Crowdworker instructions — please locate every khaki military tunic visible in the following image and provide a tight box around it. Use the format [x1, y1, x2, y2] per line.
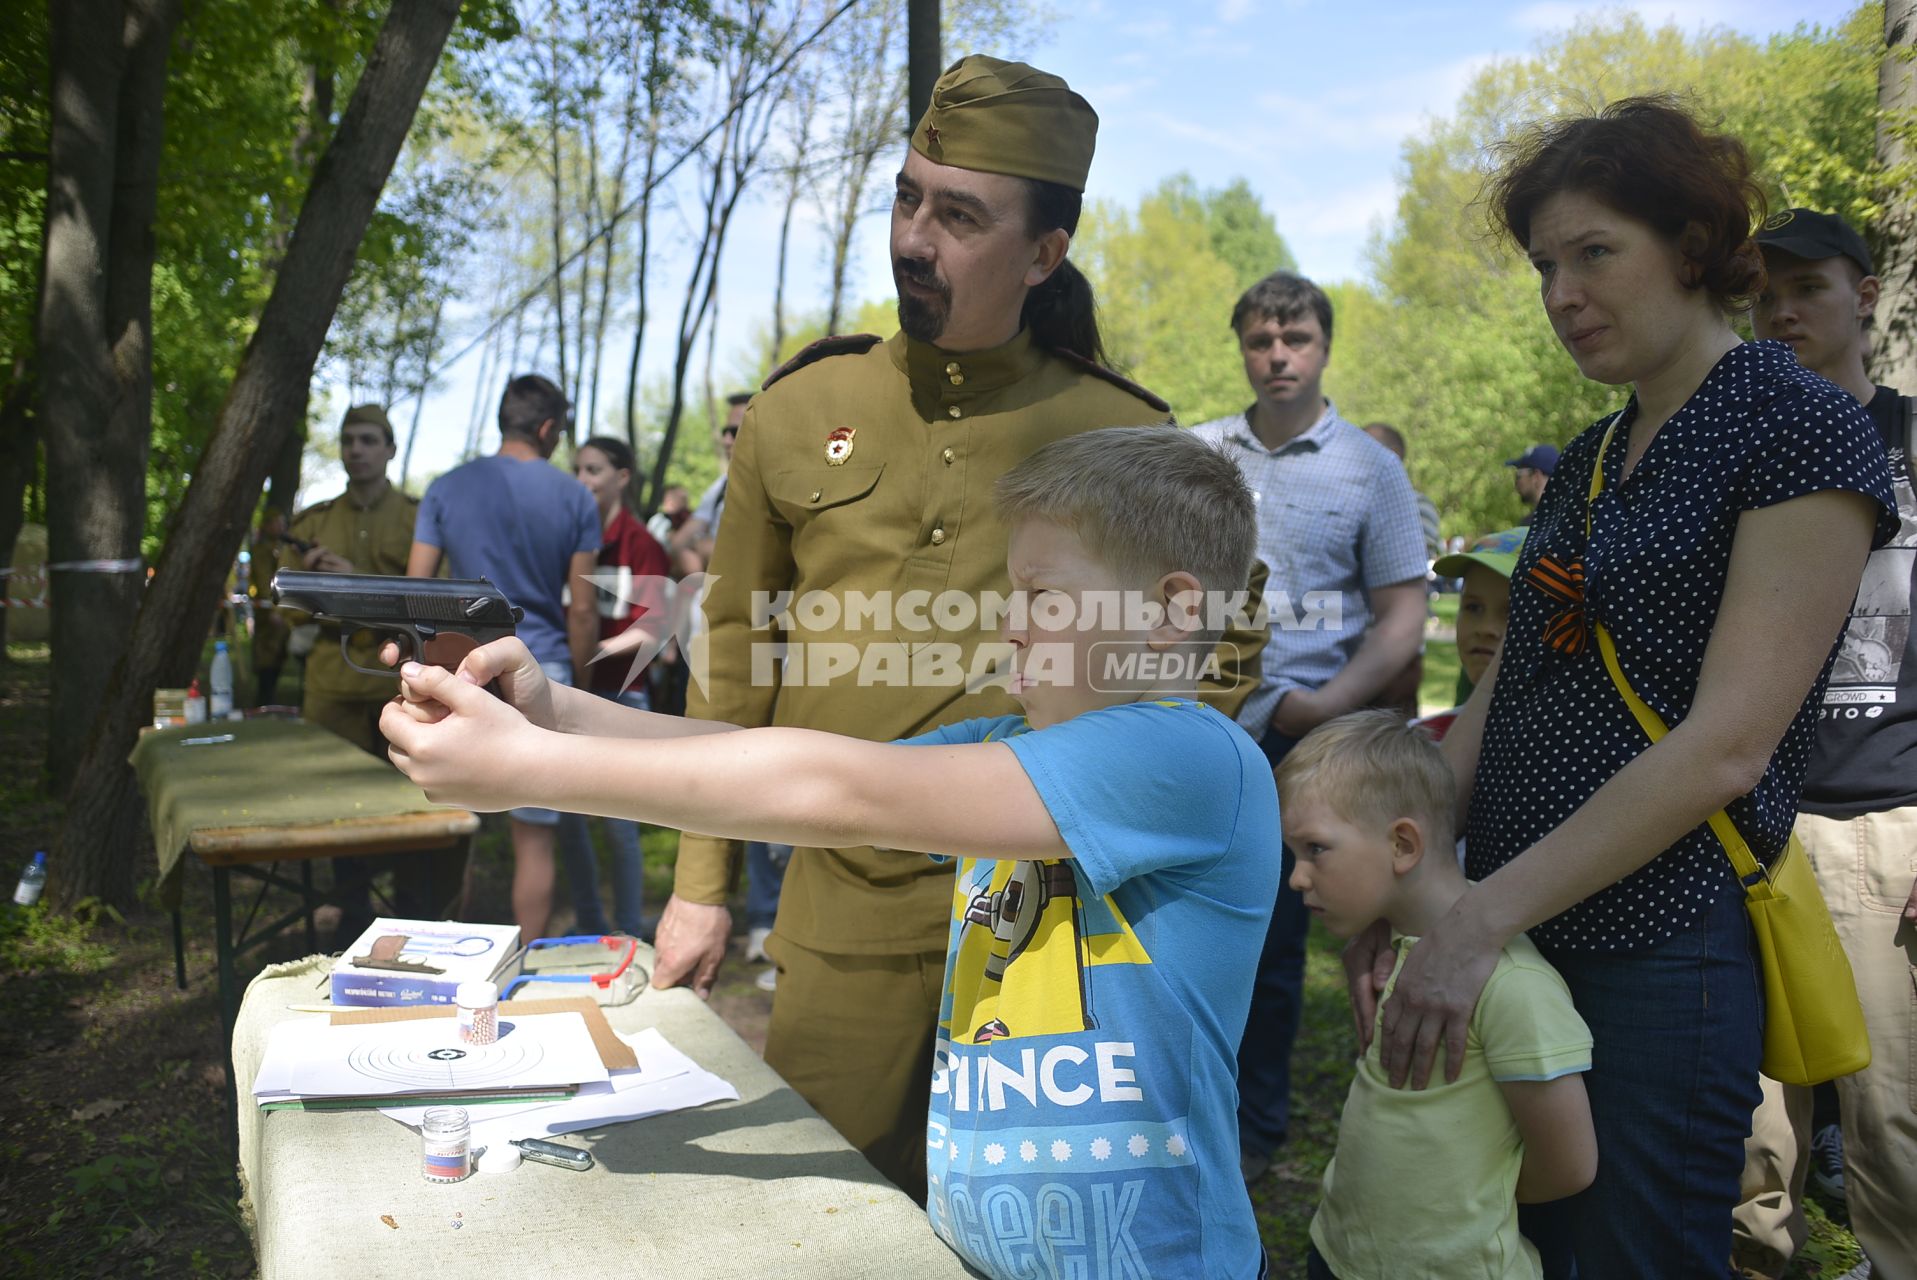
[282, 484, 419, 702]
[678, 329, 1264, 952]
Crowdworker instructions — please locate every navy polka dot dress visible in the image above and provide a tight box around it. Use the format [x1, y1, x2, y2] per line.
[1465, 341, 1898, 951]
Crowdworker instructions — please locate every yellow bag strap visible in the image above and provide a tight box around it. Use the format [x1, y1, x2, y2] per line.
[1584, 414, 1770, 890]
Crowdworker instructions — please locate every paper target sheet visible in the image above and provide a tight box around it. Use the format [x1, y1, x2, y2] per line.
[380, 1026, 740, 1146]
[255, 1011, 609, 1103]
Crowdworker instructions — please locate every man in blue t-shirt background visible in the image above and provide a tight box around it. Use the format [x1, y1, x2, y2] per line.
[408, 373, 601, 941]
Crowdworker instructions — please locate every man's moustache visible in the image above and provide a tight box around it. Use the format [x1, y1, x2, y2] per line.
[894, 259, 945, 292]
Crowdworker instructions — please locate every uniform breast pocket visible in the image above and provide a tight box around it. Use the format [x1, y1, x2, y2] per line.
[763, 463, 886, 525]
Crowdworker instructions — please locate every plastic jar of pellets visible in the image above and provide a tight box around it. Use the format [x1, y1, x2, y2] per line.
[421, 1107, 471, 1183]
[456, 980, 498, 1046]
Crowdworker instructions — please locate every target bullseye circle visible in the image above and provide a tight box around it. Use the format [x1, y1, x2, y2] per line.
[346, 1035, 548, 1089]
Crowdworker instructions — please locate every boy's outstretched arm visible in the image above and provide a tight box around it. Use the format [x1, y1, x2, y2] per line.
[382, 662, 1072, 861]
[1498, 1075, 1597, 1203]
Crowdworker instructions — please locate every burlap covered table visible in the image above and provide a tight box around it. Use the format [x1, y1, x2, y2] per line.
[233, 954, 980, 1279]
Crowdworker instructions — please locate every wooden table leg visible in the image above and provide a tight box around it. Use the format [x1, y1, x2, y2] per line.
[172, 909, 187, 990]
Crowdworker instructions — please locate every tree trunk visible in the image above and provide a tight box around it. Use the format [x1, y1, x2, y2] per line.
[398, 296, 443, 490]
[38, 0, 179, 798]
[771, 150, 805, 361]
[51, 0, 463, 910]
[624, 52, 662, 507]
[1875, 0, 1916, 391]
[546, 13, 570, 405]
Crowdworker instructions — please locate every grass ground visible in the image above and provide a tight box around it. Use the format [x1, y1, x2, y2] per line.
[0, 638, 1862, 1277]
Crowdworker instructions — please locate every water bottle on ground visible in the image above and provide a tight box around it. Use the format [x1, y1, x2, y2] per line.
[13, 851, 47, 907]
[210, 641, 234, 719]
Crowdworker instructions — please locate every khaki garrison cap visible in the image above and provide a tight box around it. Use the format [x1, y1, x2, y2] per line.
[909, 54, 1098, 192]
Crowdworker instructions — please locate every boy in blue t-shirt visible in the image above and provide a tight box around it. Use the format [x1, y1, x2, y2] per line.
[1280, 711, 1596, 1280]
[381, 426, 1280, 1278]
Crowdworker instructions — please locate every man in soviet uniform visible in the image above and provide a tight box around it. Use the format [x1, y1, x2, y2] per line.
[281, 404, 452, 931]
[650, 55, 1265, 1201]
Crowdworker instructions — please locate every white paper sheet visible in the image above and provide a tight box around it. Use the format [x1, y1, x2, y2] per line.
[253, 1012, 607, 1101]
[380, 1027, 739, 1147]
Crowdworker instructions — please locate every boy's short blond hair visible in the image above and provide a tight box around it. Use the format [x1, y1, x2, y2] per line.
[992, 427, 1255, 637]
[1276, 710, 1456, 847]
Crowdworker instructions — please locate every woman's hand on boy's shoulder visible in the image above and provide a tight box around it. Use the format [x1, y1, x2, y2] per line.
[1377, 905, 1502, 1090]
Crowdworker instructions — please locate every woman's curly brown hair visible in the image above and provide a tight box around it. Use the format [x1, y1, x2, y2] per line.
[1490, 95, 1768, 313]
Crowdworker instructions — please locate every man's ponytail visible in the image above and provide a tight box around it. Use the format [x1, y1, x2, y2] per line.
[1020, 178, 1108, 367]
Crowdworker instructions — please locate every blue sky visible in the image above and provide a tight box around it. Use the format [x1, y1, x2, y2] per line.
[315, 0, 1854, 499]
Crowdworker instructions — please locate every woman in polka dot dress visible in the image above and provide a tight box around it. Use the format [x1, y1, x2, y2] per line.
[1343, 98, 1898, 1276]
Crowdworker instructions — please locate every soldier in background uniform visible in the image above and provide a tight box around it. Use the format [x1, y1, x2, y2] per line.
[650, 55, 1266, 1202]
[281, 404, 453, 934]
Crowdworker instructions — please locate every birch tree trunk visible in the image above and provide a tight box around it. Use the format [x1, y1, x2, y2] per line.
[38, 0, 180, 793]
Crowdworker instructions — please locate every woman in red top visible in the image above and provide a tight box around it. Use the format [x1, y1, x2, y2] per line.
[560, 436, 671, 937]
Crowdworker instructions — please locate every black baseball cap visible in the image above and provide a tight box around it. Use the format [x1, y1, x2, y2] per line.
[1754, 208, 1873, 277]
[1505, 444, 1559, 475]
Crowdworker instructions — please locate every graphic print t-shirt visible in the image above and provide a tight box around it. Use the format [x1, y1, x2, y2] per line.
[1800, 387, 1917, 817]
[904, 700, 1281, 1280]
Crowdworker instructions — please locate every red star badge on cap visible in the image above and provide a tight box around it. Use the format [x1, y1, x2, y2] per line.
[925, 124, 941, 144]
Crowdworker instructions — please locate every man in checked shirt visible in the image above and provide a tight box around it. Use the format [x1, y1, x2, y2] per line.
[1192, 270, 1430, 1185]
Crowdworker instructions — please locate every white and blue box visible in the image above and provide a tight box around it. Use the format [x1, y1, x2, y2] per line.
[330, 918, 522, 1008]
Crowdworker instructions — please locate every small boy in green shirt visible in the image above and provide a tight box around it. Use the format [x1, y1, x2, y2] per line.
[1281, 710, 1596, 1279]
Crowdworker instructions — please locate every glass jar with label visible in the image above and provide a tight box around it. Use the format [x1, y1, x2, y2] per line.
[421, 1106, 471, 1182]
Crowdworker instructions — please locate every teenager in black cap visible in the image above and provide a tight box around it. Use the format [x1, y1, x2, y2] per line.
[1734, 207, 1915, 1280]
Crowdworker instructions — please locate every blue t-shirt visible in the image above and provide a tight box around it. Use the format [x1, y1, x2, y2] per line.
[905, 699, 1280, 1280]
[414, 455, 601, 668]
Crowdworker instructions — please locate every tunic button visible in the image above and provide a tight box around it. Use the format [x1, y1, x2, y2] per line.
[810, 490, 822, 503]
[941, 447, 955, 465]
[944, 362, 961, 375]
[930, 527, 946, 545]
[947, 405, 961, 419]
[948, 372, 964, 386]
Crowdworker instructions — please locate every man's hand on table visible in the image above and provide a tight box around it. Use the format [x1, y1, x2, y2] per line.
[651, 894, 732, 999]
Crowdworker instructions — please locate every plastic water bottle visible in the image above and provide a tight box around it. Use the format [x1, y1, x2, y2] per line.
[210, 642, 234, 719]
[13, 852, 47, 907]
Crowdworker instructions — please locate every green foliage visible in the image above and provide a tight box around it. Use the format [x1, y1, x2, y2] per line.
[0, 0, 519, 555]
[1204, 177, 1296, 288]
[0, 899, 118, 976]
[0, 1, 47, 386]
[1329, 4, 1891, 540]
[1076, 174, 1294, 424]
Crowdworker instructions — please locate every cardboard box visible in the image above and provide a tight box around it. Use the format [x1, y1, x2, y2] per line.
[330, 918, 521, 1008]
